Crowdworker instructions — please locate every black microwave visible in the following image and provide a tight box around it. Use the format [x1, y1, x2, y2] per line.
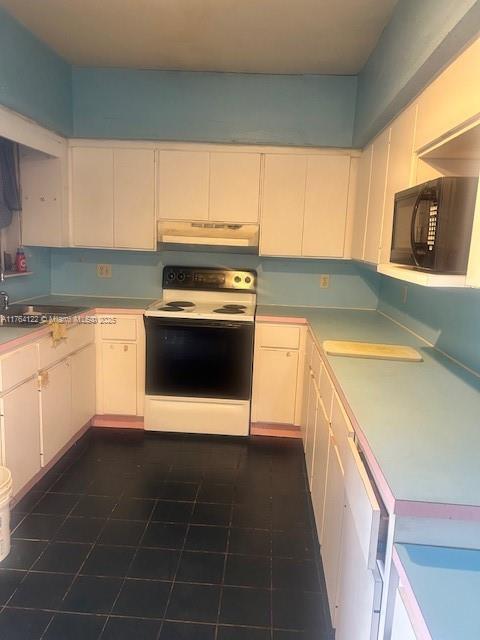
[391, 177, 478, 274]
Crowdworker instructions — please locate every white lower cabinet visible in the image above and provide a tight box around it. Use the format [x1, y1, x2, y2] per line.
[304, 373, 318, 482]
[252, 347, 299, 424]
[40, 359, 72, 467]
[1, 378, 41, 495]
[335, 502, 381, 640]
[310, 399, 330, 533]
[71, 343, 96, 433]
[321, 435, 346, 626]
[390, 589, 417, 640]
[100, 342, 138, 415]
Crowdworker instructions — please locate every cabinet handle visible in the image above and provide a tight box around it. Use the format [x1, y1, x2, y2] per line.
[124, 345, 128, 352]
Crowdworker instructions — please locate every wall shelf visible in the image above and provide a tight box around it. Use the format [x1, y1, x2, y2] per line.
[3, 271, 33, 279]
[377, 264, 469, 288]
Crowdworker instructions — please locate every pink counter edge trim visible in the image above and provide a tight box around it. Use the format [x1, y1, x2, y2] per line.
[392, 546, 433, 640]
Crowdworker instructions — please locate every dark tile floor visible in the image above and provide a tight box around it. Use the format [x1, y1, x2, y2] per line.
[1, 429, 333, 639]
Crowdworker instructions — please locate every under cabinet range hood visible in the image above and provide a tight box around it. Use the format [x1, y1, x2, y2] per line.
[157, 220, 259, 253]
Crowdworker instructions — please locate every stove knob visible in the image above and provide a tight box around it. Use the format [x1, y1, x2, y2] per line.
[234, 275, 242, 283]
[167, 272, 176, 281]
[177, 272, 186, 282]
[245, 276, 252, 284]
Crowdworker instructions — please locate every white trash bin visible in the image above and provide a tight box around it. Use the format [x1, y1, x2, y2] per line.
[0, 468, 13, 561]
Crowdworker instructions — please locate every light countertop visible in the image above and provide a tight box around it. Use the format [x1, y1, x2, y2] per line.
[0, 295, 154, 347]
[395, 543, 480, 640]
[256, 305, 480, 510]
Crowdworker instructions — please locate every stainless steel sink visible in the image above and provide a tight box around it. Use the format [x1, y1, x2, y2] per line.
[0, 304, 89, 328]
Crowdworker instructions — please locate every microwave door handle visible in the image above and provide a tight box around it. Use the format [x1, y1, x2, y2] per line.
[410, 188, 427, 266]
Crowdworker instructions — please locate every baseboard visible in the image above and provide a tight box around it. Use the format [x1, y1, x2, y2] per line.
[250, 422, 302, 439]
[91, 415, 144, 429]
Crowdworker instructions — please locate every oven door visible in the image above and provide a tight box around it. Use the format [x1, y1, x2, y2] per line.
[144, 316, 254, 400]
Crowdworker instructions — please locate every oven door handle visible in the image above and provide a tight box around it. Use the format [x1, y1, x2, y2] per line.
[144, 316, 251, 330]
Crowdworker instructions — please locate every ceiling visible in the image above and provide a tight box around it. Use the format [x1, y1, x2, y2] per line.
[0, 0, 398, 74]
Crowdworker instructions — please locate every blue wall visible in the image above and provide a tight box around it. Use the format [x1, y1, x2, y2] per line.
[354, 0, 480, 146]
[377, 277, 480, 374]
[49, 248, 379, 309]
[0, 7, 72, 135]
[2, 247, 51, 301]
[72, 68, 357, 147]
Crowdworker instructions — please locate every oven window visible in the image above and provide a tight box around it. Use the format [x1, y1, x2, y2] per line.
[145, 317, 254, 400]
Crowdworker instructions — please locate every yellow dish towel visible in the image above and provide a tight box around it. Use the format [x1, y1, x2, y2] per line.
[49, 320, 67, 346]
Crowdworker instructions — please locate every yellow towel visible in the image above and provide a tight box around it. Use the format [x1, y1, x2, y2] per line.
[49, 320, 67, 346]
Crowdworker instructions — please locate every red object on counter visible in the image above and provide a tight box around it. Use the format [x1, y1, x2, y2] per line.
[15, 248, 27, 273]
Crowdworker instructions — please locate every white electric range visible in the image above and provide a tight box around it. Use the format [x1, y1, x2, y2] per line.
[143, 266, 257, 436]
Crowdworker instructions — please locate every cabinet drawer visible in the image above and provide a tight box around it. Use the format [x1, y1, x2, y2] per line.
[0, 343, 38, 393]
[343, 438, 380, 570]
[256, 324, 300, 349]
[100, 316, 138, 341]
[39, 324, 95, 369]
[331, 393, 354, 467]
[319, 365, 334, 419]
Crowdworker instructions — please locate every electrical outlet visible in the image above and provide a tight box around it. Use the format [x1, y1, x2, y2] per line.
[319, 274, 330, 289]
[96, 264, 112, 278]
[402, 285, 408, 304]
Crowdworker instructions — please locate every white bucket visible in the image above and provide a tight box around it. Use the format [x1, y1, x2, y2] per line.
[0, 468, 13, 562]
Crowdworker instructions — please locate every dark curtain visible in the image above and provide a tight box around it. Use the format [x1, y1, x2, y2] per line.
[0, 139, 21, 229]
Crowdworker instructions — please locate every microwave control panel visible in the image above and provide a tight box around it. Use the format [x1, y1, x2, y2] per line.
[427, 203, 438, 251]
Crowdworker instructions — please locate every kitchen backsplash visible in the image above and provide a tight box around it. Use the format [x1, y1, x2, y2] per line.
[2, 246, 51, 301]
[49, 248, 380, 309]
[377, 276, 480, 374]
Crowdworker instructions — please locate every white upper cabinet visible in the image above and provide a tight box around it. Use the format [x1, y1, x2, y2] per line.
[261, 154, 306, 256]
[72, 147, 114, 247]
[261, 153, 352, 258]
[416, 38, 480, 150]
[158, 150, 209, 220]
[363, 127, 391, 264]
[114, 148, 156, 250]
[209, 152, 261, 222]
[380, 103, 418, 264]
[71, 146, 156, 250]
[351, 144, 373, 261]
[302, 155, 351, 257]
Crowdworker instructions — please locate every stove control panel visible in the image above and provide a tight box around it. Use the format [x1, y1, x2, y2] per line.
[163, 266, 257, 292]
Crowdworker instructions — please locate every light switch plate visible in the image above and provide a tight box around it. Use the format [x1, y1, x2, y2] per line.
[319, 274, 330, 289]
[97, 264, 112, 278]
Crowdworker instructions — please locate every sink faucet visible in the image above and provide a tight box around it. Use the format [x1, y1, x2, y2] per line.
[0, 292, 9, 311]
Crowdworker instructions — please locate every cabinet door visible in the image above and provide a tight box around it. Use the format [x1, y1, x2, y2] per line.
[415, 38, 480, 150]
[363, 128, 391, 264]
[301, 362, 312, 446]
[304, 377, 318, 484]
[40, 359, 72, 466]
[209, 152, 261, 222]
[260, 154, 306, 256]
[379, 104, 418, 264]
[21, 153, 65, 247]
[72, 147, 114, 247]
[1, 378, 41, 496]
[390, 589, 417, 640]
[311, 400, 330, 535]
[114, 149, 156, 250]
[321, 436, 345, 627]
[71, 343, 96, 434]
[302, 155, 350, 257]
[351, 144, 373, 260]
[101, 342, 137, 415]
[335, 504, 381, 640]
[252, 347, 299, 424]
[158, 150, 209, 220]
